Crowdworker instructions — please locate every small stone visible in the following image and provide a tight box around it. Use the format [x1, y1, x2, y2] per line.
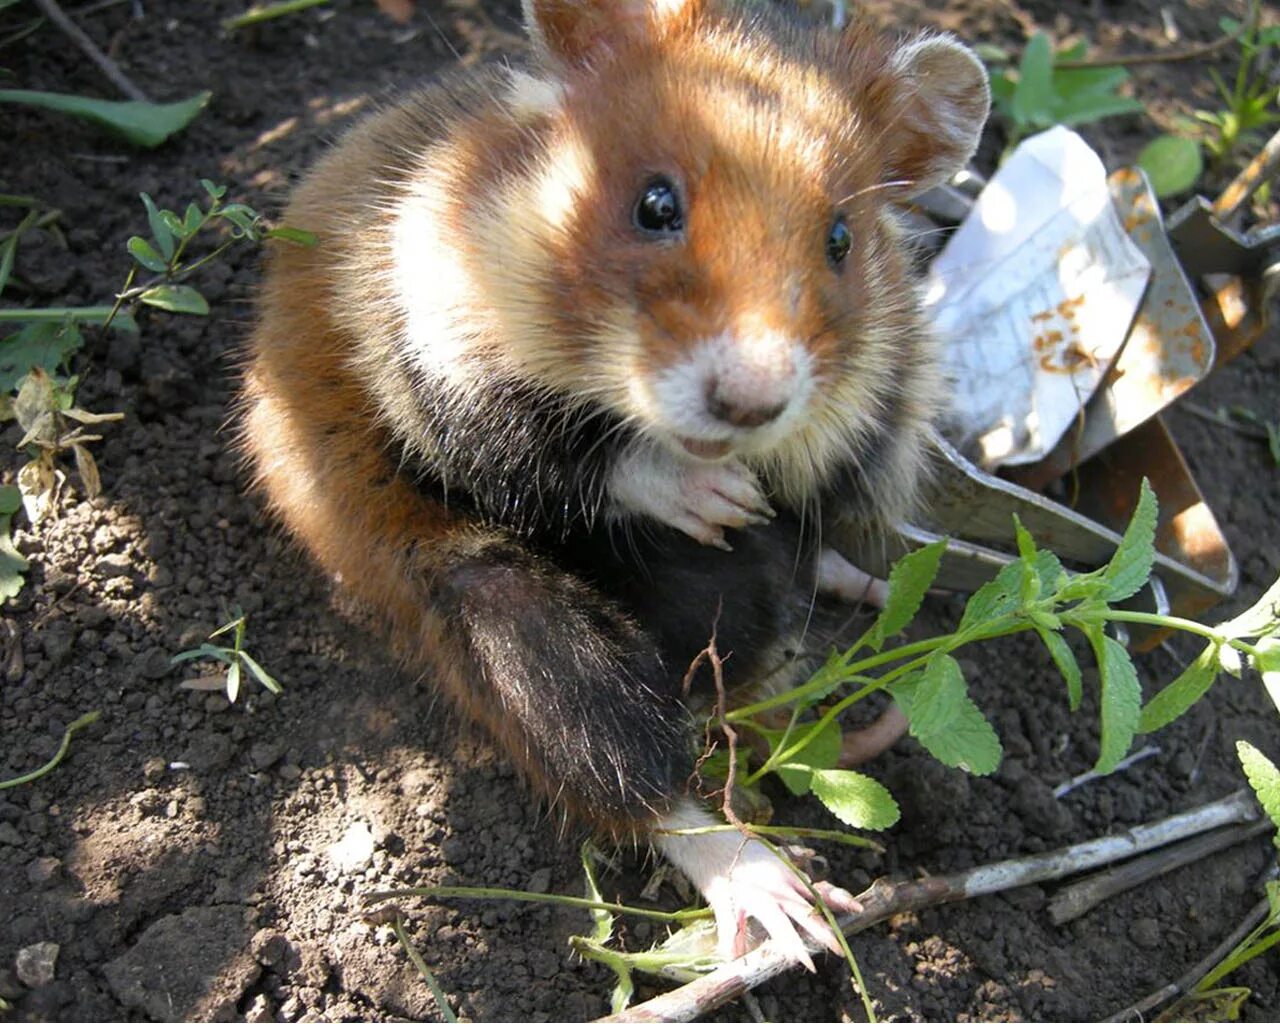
[0, 822, 21, 845]
[249, 741, 285, 771]
[25, 857, 60, 886]
[1129, 917, 1161, 949]
[244, 992, 273, 1023]
[251, 928, 290, 967]
[142, 756, 167, 783]
[327, 822, 376, 874]
[97, 553, 132, 578]
[15, 942, 59, 988]
[526, 867, 552, 894]
[277, 763, 302, 782]
[137, 647, 174, 680]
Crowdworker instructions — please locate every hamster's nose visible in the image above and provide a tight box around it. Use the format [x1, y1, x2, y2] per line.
[705, 382, 788, 428]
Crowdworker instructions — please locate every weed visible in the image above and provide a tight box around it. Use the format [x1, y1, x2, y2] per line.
[1140, 2, 1280, 197]
[985, 33, 1145, 154]
[1155, 741, 1280, 1019]
[171, 610, 283, 704]
[714, 483, 1280, 831]
[0, 182, 313, 596]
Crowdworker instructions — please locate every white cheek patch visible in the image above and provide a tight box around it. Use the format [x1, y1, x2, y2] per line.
[536, 133, 594, 234]
[390, 165, 482, 389]
[645, 332, 815, 445]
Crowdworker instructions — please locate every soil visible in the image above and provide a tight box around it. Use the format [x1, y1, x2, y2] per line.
[1, 0, 1278, 1021]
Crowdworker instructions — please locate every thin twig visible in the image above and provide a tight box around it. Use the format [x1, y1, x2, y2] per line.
[598, 790, 1261, 1023]
[683, 607, 749, 834]
[1179, 401, 1271, 441]
[1053, 743, 1161, 798]
[1053, 20, 1247, 70]
[30, 0, 150, 102]
[1049, 819, 1273, 924]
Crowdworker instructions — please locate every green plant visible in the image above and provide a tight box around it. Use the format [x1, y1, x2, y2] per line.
[0, 182, 314, 596]
[171, 610, 283, 704]
[708, 482, 1280, 839]
[1157, 741, 1280, 1020]
[1140, 4, 1280, 198]
[986, 33, 1145, 153]
[116, 179, 315, 320]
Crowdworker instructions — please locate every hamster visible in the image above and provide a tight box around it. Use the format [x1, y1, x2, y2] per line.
[242, 0, 989, 967]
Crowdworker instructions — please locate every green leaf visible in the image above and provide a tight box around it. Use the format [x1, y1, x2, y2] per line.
[170, 645, 234, 666]
[0, 321, 84, 392]
[1236, 741, 1280, 843]
[1037, 626, 1083, 710]
[1256, 637, 1280, 717]
[1052, 64, 1128, 102]
[759, 718, 842, 796]
[958, 559, 1024, 633]
[139, 284, 210, 315]
[1138, 643, 1218, 733]
[264, 225, 319, 247]
[182, 203, 204, 236]
[0, 233, 18, 296]
[867, 539, 946, 650]
[809, 769, 900, 831]
[0, 90, 211, 148]
[899, 654, 1002, 775]
[0, 505, 28, 601]
[237, 649, 282, 694]
[1103, 479, 1157, 602]
[1137, 135, 1204, 198]
[200, 179, 227, 200]
[127, 235, 168, 272]
[1090, 632, 1142, 773]
[139, 193, 175, 260]
[1054, 93, 1146, 127]
[1012, 33, 1055, 129]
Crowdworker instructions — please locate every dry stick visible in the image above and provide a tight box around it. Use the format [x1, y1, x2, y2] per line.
[1049, 819, 1273, 924]
[598, 790, 1261, 1023]
[31, 0, 150, 102]
[683, 613, 748, 834]
[1053, 19, 1247, 70]
[1104, 890, 1274, 1023]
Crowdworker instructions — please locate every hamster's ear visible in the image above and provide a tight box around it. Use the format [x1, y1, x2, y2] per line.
[523, 0, 700, 68]
[879, 34, 991, 196]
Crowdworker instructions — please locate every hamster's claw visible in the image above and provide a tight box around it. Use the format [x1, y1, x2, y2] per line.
[608, 446, 774, 547]
[703, 839, 862, 971]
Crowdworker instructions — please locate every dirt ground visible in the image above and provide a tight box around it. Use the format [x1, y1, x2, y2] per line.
[2, 0, 1279, 1020]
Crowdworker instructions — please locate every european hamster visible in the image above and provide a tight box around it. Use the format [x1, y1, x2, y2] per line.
[242, 0, 989, 967]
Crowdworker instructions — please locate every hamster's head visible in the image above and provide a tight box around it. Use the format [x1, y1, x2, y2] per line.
[501, 0, 990, 507]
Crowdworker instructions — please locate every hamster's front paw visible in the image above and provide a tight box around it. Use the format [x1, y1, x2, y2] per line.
[656, 800, 861, 970]
[608, 445, 774, 549]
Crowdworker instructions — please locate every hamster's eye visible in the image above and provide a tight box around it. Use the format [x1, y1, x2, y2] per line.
[634, 178, 684, 235]
[826, 217, 852, 268]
